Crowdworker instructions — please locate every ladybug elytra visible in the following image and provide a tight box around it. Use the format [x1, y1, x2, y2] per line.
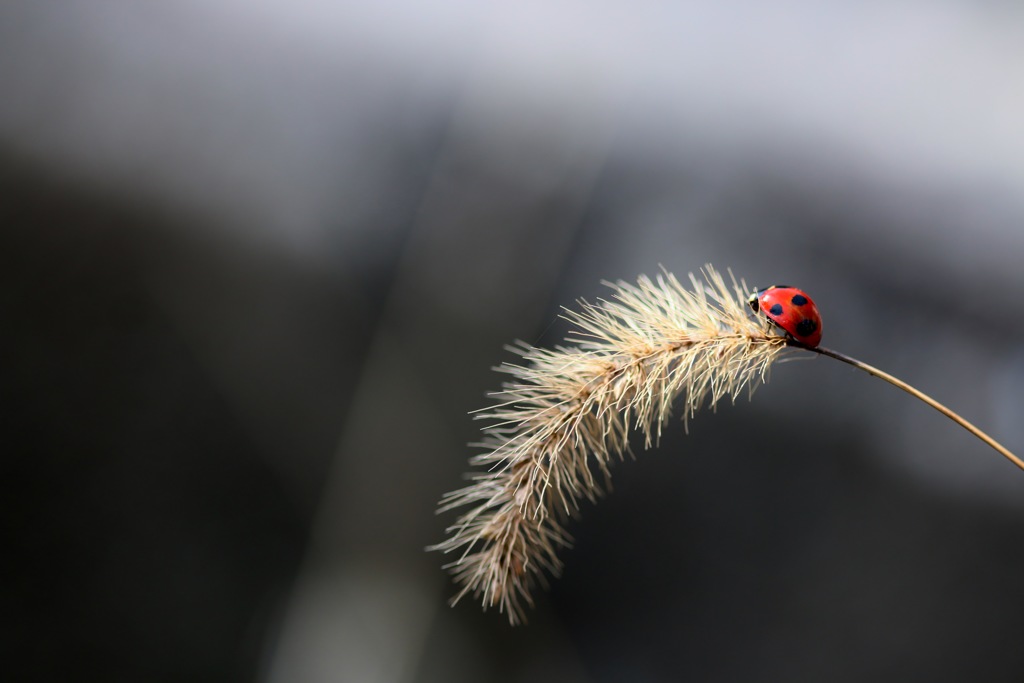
[748, 285, 822, 348]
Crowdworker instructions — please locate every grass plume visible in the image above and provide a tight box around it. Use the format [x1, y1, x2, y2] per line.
[430, 265, 788, 624]
[431, 264, 1022, 625]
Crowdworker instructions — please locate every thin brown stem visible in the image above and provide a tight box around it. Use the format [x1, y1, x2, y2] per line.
[804, 344, 1024, 472]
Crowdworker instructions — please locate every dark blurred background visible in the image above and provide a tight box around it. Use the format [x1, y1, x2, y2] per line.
[5, 2, 1024, 681]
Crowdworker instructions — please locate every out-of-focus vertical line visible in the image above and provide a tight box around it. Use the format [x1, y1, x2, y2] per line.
[265, 62, 616, 683]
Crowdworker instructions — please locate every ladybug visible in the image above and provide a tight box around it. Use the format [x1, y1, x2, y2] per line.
[748, 285, 822, 348]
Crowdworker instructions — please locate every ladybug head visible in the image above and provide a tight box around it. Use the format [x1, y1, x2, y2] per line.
[747, 288, 765, 314]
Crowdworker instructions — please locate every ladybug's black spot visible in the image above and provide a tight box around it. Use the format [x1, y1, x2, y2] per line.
[796, 318, 818, 336]
[791, 294, 808, 306]
[769, 303, 784, 316]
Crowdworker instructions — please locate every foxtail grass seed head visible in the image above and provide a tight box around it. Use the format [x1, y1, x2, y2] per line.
[430, 265, 790, 624]
[432, 265, 1023, 625]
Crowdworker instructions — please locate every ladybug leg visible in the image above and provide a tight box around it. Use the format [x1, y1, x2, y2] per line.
[782, 332, 810, 348]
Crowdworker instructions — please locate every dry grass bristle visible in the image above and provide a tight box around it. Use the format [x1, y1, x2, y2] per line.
[429, 265, 789, 624]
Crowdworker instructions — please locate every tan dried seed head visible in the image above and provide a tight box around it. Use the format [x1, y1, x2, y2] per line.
[430, 265, 789, 625]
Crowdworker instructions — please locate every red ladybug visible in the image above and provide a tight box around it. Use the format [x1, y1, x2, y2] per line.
[748, 285, 822, 348]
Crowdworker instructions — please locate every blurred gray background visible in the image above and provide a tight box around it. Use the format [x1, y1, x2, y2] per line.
[5, 1, 1024, 681]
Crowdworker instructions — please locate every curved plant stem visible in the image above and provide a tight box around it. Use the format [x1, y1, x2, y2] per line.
[805, 344, 1024, 472]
